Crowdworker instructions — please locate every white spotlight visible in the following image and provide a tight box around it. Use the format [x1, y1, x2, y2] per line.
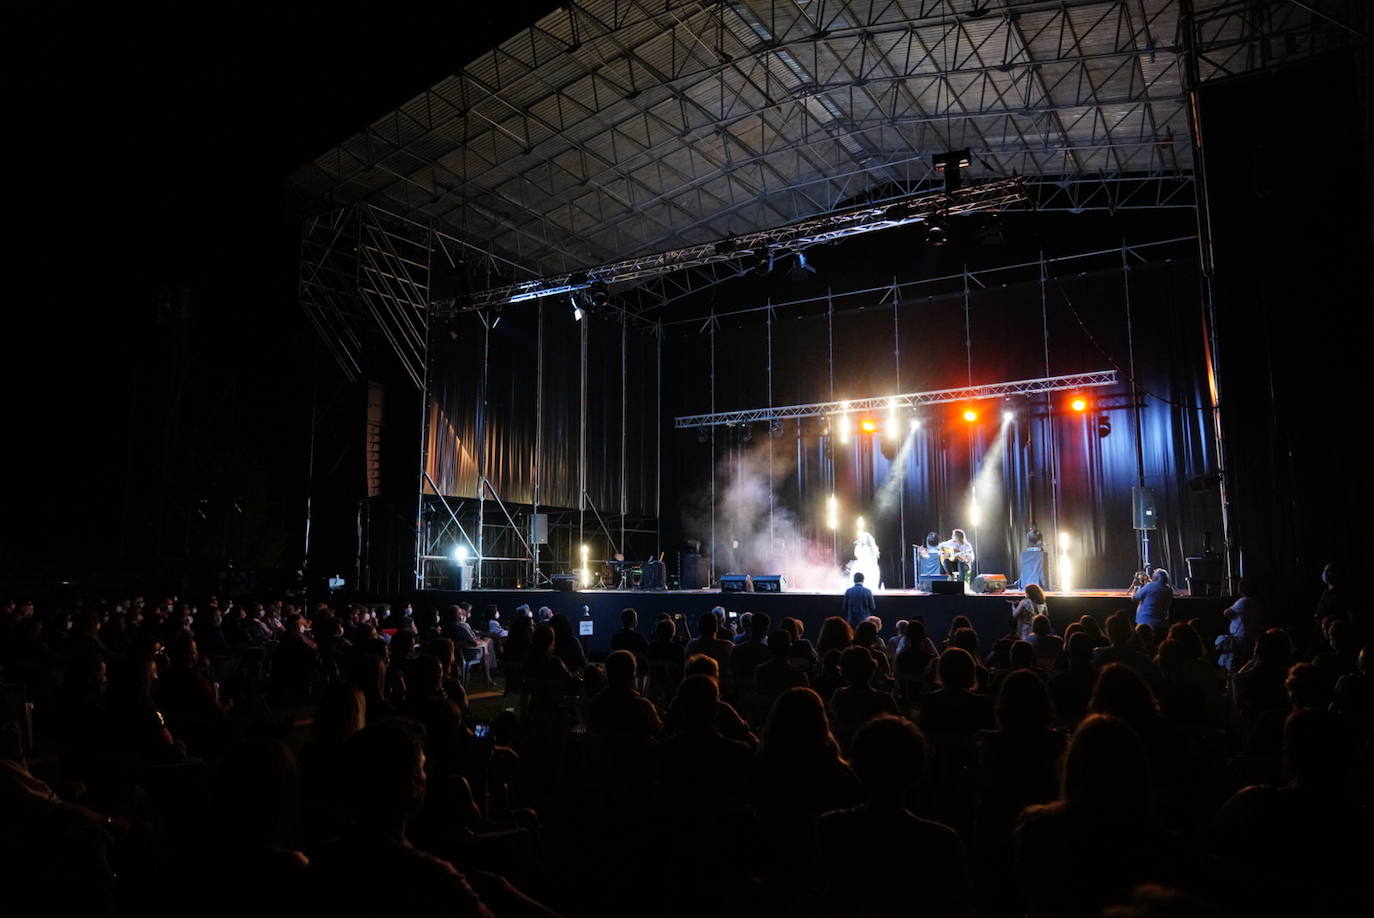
[856, 516, 866, 534]
[968, 501, 981, 527]
[826, 494, 839, 531]
[837, 413, 851, 444]
[910, 417, 921, 431]
[579, 544, 590, 587]
[1003, 409, 1015, 424]
[887, 398, 900, 441]
[452, 545, 469, 563]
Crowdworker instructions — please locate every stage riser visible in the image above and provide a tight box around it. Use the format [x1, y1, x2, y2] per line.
[406, 590, 1226, 657]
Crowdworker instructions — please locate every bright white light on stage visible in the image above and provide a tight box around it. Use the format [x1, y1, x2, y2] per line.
[968, 501, 980, 527]
[1058, 531, 1071, 551]
[856, 516, 866, 534]
[910, 418, 921, 431]
[887, 399, 901, 441]
[452, 545, 469, 562]
[1002, 410, 1015, 424]
[1071, 396, 1087, 412]
[826, 495, 839, 530]
[579, 544, 590, 586]
[963, 408, 978, 422]
[837, 413, 851, 444]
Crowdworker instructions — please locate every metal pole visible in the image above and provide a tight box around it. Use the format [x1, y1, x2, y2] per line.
[1123, 242, 1149, 571]
[579, 313, 588, 565]
[620, 313, 628, 556]
[475, 312, 489, 588]
[1181, 0, 1238, 588]
[894, 279, 905, 588]
[767, 300, 775, 553]
[828, 291, 836, 564]
[533, 300, 543, 586]
[708, 317, 716, 584]
[414, 233, 433, 591]
[1041, 252, 1061, 590]
[655, 325, 662, 557]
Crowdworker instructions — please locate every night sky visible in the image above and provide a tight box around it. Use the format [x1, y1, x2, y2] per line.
[3, 3, 1369, 607]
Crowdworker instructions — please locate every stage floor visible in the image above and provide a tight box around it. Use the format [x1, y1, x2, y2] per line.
[407, 586, 1221, 655]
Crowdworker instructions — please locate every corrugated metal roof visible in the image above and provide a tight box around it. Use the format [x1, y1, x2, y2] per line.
[290, 0, 1309, 278]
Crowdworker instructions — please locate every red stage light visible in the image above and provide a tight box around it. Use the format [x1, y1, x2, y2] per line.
[962, 408, 978, 422]
[1070, 397, 1087, 412]
[860, 418, 878, 433]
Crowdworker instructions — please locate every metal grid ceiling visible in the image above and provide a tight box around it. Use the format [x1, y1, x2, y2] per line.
[288, 0, 1359, 280]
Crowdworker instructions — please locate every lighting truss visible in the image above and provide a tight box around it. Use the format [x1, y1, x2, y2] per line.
[439, 177, 1026, 311]
[674, 371, 1118, 429]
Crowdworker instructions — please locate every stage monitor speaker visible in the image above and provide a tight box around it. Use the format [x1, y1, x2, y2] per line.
[931, 579, 964, 595]
[753, 574, 786, 594]
[529, 513, 549, 545]
[972, 574, 1008, 594]
[719, 574, 754, 593]
[551, 574, 577, 593]
[1132, 487, 1158, 531]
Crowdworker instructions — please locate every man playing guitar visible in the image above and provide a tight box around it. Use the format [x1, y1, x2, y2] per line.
[935, 529, 975, 583]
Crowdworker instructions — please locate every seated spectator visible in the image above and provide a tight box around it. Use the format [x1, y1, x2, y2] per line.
[585, 650, 662, 741]
[1015, 714, 1182, 917]
[662, 654, 754, 747]
[1332, 642, 1374, 722]
[609, 607, 650, 670]
[522, 624, 579, 715]
[1048, 632, 1096, 726]
[817, 716, 975, 917]
[308, 719, 553, 917]
[483, 603, 507, 639]
[544, 613, 585, 672]
[421, 638, 471, 717]
[947, 628, 990, 692]
[919, 648, 994, 738]
[812, 649, 845, 702]
[731, 611, 753, 644]
[894, 620, 937, 677]
[975, 671, 1065, 842]
[853, 619, 892, 678]
[653, 675, 752, 810]
[781, 616, 819, 668]
[755, 629, 809, 696]
[683, 611, 734, 687]
[1093, 610, 1160, 683]
[730, 610, 772, 688]
[815, 616, 855, 659]
[1217, 578, 1261, 671]
[1233, 628, 1294, 744]
[827, 646, 899, 753]
[1026, 614, 1064, 670]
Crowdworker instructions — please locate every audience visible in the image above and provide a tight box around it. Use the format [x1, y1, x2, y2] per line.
[3, 576, 1370, 918]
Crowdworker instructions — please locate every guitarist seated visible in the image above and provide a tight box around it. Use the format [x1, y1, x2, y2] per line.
[935, 529, 976, 583]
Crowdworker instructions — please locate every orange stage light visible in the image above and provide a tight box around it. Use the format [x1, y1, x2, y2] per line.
[860, 418, 878, 433]
[1071, 397, 1087, 412]
[962, 409, 978, 422]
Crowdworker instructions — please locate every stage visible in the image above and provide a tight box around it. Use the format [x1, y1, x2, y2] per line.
[406, 587, 1227, 656]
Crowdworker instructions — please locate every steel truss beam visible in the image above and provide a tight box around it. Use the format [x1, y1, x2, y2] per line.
[675, 371, 1119, 429]
[1190, 0, 1366, 83]
[441, 177, 1026, 310]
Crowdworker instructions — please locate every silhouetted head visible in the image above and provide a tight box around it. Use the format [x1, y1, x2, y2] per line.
[698, 611, 719, 638]
[676, 674, 719, 730]
[1009, 640, 1035, 670]
[938, 647, 976, 691]
[1031, 614, 1052, 636]
[850, 715, 927, 803]
[621, 607, 638, 630]
[1090, 663, 1158, 728]
[1106, 611, 1134, 646]
[839, 646, 878, 685]
[853, 572, 865, 584]
[1254, 628, 1293, 666]
[684, 653, 719, 680]
[768, 629, 792, 661]
[344, 719, 428, 824]
[750, 611, 771, 639]
[1025, 583, 1046, 604]
[605, 650, 637, 689]
[996, 669, 1054, 734]
[761, 687, 839, 758]
[1061, 713, 1150, 817]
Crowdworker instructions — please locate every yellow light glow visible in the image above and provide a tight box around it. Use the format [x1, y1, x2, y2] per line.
[1058, 531, 1071, 551]
[968, 501, 980, 527]
[838, 413, 851, 444]
[860, 418, 878, 433]
[1071, 397, 1087, 412]
[579, 544, 590, 587]
[963, 408, 978, 422]
[887, 399, 900, 441]
[826, 494, 839, 530]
